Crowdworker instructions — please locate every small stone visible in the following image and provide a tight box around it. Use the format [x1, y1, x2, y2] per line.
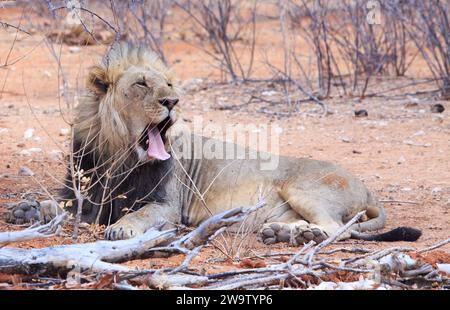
[262, 90, 278, 97]
[24, 128, 35, 139]
[59, 128, 70, 136]
[340, 136, 352, 143]
[397, 156, 406, 165]
[354, 109, 368, 117]
[42, 70, 52, 78]
[0, 128, 8, 134]
[69, 46, 81, 53]
[431, 187, 442, 194]
[431, 104, 445, 113]
[18, 166, 34, 177]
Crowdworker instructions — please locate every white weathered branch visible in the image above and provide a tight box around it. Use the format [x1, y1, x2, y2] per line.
[0, 228, 176, 275]
[0, 213, 67, 247]
[173, 201, 266, 250]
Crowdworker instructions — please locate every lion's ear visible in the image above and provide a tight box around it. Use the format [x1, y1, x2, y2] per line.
[87, 65, 109, 95]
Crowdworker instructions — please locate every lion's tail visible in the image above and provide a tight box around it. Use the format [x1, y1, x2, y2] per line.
[351, 227, 422, 242]
[349, 199, 422, 242]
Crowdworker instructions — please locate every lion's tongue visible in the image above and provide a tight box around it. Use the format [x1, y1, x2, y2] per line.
[147, 127, 171, 161]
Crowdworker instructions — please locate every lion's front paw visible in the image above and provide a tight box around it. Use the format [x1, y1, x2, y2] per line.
[6, 199, 40, 224]
[259, 222, 328, 246]
[105, 221, 146, 240]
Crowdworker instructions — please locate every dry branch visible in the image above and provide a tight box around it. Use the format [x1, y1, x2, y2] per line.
[0, 213, 67, 247]
[0, 228, 176, 275]
[0, 202, 265, 279]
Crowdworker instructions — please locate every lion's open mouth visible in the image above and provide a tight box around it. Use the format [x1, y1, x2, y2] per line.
[139, 117, 172, 161]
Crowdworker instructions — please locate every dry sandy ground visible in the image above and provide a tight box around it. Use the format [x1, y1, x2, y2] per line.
[0, 7, 449, 286]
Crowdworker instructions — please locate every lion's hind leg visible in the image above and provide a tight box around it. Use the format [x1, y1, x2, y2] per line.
[260, 182, 353, 246]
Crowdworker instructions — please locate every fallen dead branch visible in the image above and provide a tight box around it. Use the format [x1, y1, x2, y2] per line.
[0, 203, 265, 278]
[0, 228, 176, 275]
[0, 213, 67, 247]
[0, 199, 447, 290]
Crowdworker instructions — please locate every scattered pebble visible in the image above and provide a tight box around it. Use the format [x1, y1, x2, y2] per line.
[354, 109, 368, 117]
[0, 128, 8, 134]
[397, 156, 406, 164]
[69, 46, 81, 53]
[431, 187, 442, 194]
[262, 90, 278, 97]
[59, 128, 70, 136]
[42, 70, 52, 78]
[43, 108, 59, 115]
[339, 136, 352, 143]
[431, 103, 445, 113]
[18, 166, 34, 177]
[413, 130, 425, 137]
[24, 128, 35, 139]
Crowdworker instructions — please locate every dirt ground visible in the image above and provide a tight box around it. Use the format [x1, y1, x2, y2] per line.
[0, 7, 449, 288]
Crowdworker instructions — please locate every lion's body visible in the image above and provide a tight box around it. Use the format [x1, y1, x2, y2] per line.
[101, 132, 386, 244]
[51, 43, 420, 244]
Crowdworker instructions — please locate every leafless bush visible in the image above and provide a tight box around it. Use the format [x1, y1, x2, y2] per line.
[280, 0, 419, 99]
[174, 0, 258, 82]
[287, 0, 336, 98]
[383, 0, 418, 77]
[109, 0, 172, 63]
[404, 0, 450, 97]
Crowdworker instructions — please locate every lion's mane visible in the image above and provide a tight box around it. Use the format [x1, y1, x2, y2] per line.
[62, 43, 174, 225]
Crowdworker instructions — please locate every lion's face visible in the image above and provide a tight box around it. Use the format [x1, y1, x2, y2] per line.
[82, 44, 181, 163]
[115, 66, 180, 162]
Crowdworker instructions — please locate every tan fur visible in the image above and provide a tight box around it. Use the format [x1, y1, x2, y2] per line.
[57, 43, 387, 244]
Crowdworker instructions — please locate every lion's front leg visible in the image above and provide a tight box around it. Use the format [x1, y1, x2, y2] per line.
[105, 203, 179, 240]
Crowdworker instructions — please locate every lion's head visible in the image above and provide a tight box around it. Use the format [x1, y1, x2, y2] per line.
[76, 42, 180, 163]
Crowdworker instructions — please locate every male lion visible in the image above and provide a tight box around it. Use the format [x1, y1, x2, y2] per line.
[8, 43, 421, 244]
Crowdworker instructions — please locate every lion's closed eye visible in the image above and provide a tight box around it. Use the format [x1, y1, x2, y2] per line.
[135, 78, 149, 88]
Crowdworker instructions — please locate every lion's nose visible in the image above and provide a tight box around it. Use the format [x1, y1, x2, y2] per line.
[159, 98, 179, 110]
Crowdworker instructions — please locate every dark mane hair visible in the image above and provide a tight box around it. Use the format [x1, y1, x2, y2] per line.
[61, 136, 173, 225]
